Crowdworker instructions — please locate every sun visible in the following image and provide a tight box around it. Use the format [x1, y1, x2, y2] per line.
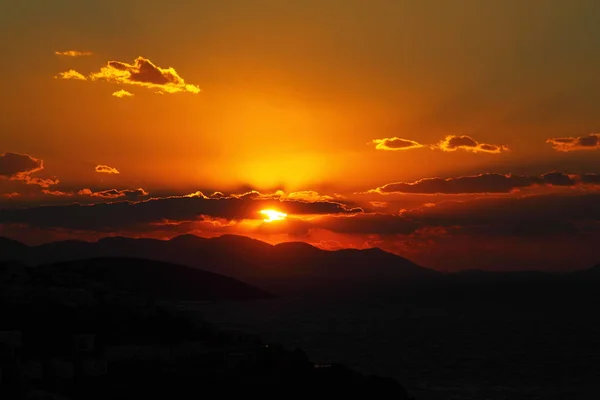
[260, 209, 287, 223]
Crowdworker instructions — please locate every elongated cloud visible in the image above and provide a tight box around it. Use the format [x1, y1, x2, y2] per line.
[112, 89, 134, 98]
[55, 69, 87, 81]
[371, 137, 423, 151]
[434, 135, 507, 154]
[368, 172, 589, 194]
[89, 56, 200, 94]
[546, 133, 600, 152]
[78, 188, 148, 200]
[95, 165, 120, 174]
[42, 189, 73, 197]
[55, 50, 92, 57]
[0, 192, 361, 231]
[1, 192, 20, 199]
[287, 191, 334, 202]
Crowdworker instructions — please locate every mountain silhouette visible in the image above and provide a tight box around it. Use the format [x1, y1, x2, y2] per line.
[3, 234, 600, 297]
[0, 234, 440, 295]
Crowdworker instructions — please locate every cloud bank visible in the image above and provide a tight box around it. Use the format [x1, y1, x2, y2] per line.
[369, 172, 596, 194]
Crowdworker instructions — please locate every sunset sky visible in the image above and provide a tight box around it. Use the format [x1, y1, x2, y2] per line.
[2, 0, 600, 271]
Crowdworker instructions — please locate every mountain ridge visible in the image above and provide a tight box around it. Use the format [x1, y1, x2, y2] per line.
[2, 234, 599, 296]
[0, 234, 437, 294]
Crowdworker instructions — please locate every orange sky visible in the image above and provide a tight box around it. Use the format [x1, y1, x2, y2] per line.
[2, 0, 600, 271]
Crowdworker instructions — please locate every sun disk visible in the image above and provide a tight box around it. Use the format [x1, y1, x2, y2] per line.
[260, 209, 287, 222]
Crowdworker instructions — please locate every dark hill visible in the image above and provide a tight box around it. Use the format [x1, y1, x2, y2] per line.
[3, 257, 273, 301]
[0, 234, 440, 295]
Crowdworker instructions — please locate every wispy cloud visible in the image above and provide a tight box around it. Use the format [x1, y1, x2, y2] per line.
[95, 165, 120, 174]
[112, 89, 134, 98]
[55, 50, 92, 57]
[42, 189, 73, 197]
[55, 69, 87, 81]
[371, 137, 423, 151]
[88, 56, 200, 94]
[434, 135, 507, 154]
[546, 133, 600, 152]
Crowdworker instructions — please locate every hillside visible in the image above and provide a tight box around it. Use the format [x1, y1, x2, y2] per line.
[1, 257, 273, 302]
[0, 234, 441, 294]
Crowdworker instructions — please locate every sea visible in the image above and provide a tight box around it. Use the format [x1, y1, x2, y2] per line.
[193, 294, 600, 399]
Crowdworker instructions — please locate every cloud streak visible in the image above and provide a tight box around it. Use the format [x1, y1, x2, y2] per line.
[546, 133, 600, 152]
[55, 50, 92, 57]
[434, 135, 507, 154]
[371, 137, 424, 151]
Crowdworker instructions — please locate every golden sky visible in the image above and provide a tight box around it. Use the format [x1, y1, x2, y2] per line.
[2, 0, 600, 270]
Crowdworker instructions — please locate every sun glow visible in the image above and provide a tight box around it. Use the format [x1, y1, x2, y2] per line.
[260, 209, 287, 223]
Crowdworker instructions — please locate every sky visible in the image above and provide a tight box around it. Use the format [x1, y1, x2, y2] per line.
[2, 0, 600, 271]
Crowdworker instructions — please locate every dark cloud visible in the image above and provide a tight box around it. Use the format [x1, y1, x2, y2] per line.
[369, 172, 589, 194]
[0, 193, 361, 231]
[0, 153, 42, 177]
[314, 213, 418, 235]
[309, 193, 600, 238]
[88, 56, 200, 94]
[546, 133, 600, 152]
[0, 153, 59, 188]
[540, 172, 576, 186]
[371, 137, 423, 151]
[581, 174, 600, 184]
[435, 135, 507, 153]
[372, 173, 535, 194]
[406, 194, 600, 237]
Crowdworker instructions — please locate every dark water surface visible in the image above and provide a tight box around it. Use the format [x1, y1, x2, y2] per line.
[192, 295, 600, 399]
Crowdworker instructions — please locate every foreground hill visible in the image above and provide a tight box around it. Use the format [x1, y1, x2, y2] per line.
[0, 235, 441, 294]
[0, 257, 273, 302]
[0, 276, 410, 399]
